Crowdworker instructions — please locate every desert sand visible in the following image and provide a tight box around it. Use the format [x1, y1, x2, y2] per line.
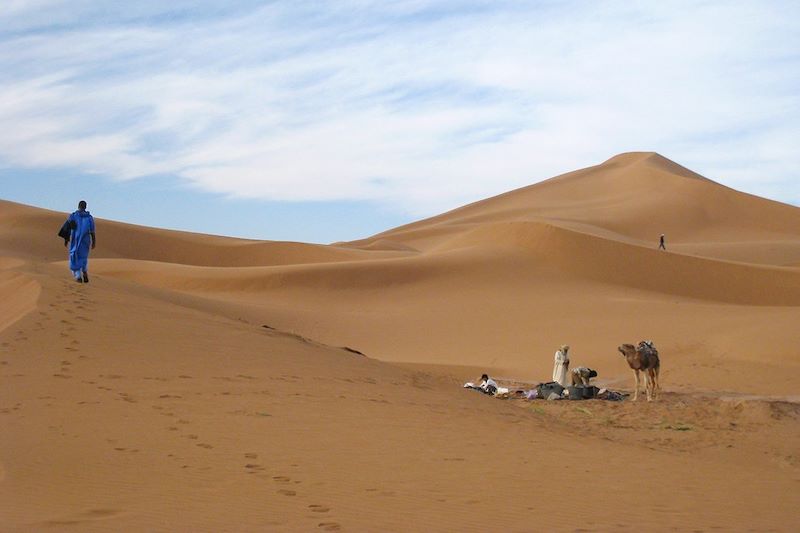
[1, 152, 799, 531]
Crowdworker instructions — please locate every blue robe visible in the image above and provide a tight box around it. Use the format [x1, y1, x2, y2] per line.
[68, 210, 95, 273]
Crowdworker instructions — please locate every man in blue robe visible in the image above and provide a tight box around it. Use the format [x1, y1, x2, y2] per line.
[65, 200, 96, 283]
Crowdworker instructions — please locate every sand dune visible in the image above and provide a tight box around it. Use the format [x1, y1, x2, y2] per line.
[3, 152, 800, 531]
[2, 261, 798, 531]
[350, 152, 800, 258]
[0, 269, 40, 333]
[0, 199, 407, 267]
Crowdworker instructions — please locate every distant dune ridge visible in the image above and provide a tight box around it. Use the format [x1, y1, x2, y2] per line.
[349, 152, 800, 257]
[2, 152, 799, 530]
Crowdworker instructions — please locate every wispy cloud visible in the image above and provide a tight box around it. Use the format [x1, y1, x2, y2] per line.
[1, 0, 798, 215]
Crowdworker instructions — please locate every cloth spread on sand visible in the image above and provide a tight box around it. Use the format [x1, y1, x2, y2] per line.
[552, 347, 570, 387]
[67, 210, 95, 274]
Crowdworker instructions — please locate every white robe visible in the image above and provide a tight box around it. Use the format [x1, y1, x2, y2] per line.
[552, 350, 569, 387]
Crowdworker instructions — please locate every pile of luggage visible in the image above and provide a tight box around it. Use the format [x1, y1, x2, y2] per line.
[531, 381, 601, 401]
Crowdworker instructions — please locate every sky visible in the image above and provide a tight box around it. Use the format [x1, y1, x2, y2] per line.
[1, 0, 798, 243]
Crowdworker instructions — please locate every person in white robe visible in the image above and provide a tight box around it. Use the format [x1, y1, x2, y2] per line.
[552, 345, 570, 387]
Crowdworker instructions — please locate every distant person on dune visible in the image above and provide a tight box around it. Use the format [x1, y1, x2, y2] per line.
[552, 345, 570, 387]
[63, 200, 96, 283]
[659, 234, 666, 250]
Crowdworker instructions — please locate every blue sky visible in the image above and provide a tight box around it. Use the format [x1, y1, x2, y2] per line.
[1, 1, 798, 243]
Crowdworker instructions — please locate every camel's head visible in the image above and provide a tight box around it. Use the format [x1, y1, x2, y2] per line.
[618, 344, 636, 357]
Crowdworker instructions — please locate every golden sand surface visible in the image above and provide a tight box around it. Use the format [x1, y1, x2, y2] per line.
[1, 153, 799, 531]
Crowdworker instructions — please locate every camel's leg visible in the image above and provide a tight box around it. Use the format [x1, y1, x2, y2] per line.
[652, 368, 660, 400]
[633, 370, 640, 401]
[645, 370, 653, 402]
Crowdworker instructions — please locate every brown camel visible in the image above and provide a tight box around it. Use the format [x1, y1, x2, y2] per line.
[618, 341, 660, 401]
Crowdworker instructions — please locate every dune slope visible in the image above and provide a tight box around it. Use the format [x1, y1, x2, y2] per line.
[1, 261, 798, 531]
[349, 152, 800, 262]
[3, 152, 800, 530]
[0, 199, 409, 267]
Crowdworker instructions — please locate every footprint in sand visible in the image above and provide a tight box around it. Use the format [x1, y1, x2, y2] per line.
[196, 443, 213, 449]
[244, 464, 265, 473]
[244, 453, 258, 459]
[308, 505, 330, 513]
[272, 476, 291, 483]
[318, 522, 342, 531]
[277, 489, 297, 496]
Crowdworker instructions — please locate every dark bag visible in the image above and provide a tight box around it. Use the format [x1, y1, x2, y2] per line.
[567, 386, 585, 400]
[57, 218, 76, 243]
[568, 385, 599, 400]
[537, 381, 564, 399]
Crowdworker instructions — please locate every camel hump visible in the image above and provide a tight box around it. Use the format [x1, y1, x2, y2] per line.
[638, 340, 658, 356]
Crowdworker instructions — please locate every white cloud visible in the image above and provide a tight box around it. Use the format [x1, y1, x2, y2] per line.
[0, 0, 798, 215]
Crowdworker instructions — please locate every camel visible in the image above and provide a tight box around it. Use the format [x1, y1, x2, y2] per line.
[618, 341, 660, 401]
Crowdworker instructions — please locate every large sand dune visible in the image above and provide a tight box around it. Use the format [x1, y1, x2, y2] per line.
[351, 152, 800, 258]
[2, 152, 800, 531]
